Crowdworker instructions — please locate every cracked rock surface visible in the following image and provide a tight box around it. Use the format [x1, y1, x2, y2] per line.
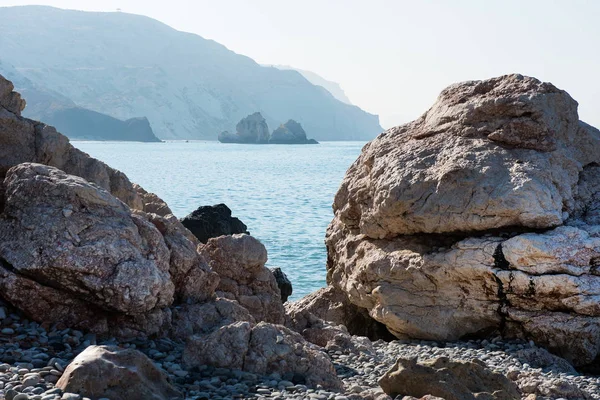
[325, 74, 600, 366]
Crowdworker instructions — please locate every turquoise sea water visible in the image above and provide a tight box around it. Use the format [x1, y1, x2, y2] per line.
[74, 141, 366, 301]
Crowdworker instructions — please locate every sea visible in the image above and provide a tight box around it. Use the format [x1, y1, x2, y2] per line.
[74, 141, 366, 301]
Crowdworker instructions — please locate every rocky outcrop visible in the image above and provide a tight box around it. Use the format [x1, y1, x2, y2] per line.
[218, 112, 270, 144]
[180, 203, 249, 243]
[378, 357, 520, 400]
[56, 345, 182, 400]
[198, 234, 286, 324]
[269, 120, 318, 144]
[325, 74, 600, 365]
[270, 267, 293, 302]
[0, 73, 346, 391]
[182, 321, 343, 391]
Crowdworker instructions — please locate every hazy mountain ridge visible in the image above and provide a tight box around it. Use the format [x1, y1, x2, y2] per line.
[0, 6, 382, 140]
[270, 65, 353, 105]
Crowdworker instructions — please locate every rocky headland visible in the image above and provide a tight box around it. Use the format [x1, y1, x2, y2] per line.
[218, 113, 319, 144]
[1, 71, 600, 400]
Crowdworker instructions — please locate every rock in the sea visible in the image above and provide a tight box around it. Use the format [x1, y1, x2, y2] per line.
[378, 357, 520, 400]
[56, 345, 182, 400]
[180, 203, 248, 243]
[198, 234, 285, 324]
[325, 74, 600, 365]
[269, 119, 318, 144]
[270, 267, 293, 302]
[183, 321, 343, 390]
[218, 112, 270, 144]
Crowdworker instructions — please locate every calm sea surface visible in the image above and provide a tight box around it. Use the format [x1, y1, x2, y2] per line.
[74, 141, 366, 301]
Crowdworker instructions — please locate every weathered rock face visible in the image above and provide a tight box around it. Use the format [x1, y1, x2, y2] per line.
[269, 119, 318, 144]
[198, 234, 286, 324]
[170, 298, 255, 340]
[180, 203, 249, 243]
[145, 212, 219, 304]
[56, 345, 182, 400]
[218, 112, 270, 143]
[0, 163, 220, 336]
[286, 286, 395, 341]
[333, 74, 598, 238]
[285, 306, 376, 355]
[183, 321, 343, 391]
[379, 357, 520, 400]
[0, 163, 175, 314]
[326, 74, 600, 365]
[270, 267, 293, 302]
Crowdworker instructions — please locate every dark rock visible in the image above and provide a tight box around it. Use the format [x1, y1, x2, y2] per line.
[270, 267, 293, 303]
[269, 120, 318, 144]
[180, 204, 249, 244]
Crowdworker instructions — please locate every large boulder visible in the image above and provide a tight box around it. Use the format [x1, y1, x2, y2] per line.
[218, 112, 270, 144]
[378, 357, 520, 400]
[269, 119, 318, 144]
[180, 203, 249, 243]
[0, 163, 174, 314]
[0, 163, 216, 336]
[326, 74, 600, 365]
[198, 234, 286, 324]
[56, 345, 182, 400]
[182, 321, 343, 391]
[333, 74, 598, 238]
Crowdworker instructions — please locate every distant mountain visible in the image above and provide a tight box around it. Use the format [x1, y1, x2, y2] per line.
[0, 59, 160, 142]
[271, 65, 353, 105]
[0, 6, 382, 141]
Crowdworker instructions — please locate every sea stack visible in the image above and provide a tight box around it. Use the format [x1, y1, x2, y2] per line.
[269, 120, 319, 144]
[218, 112, 270, 144]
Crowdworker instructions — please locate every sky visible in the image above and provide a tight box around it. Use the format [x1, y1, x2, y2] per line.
[1, 0, 599, 129]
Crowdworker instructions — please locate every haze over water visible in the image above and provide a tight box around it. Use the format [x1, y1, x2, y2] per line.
[75, 140, 365, 301]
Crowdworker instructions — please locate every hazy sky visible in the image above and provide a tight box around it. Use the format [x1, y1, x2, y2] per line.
[1, 0, 599, 128]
